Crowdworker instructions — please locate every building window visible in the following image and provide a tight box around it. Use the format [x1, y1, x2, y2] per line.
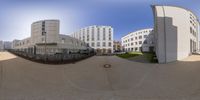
[108, 42, 112, 47]
[42, 32, 46, 36]
[103, 42, 106, 47]
[97, 28, 100, 40]
[109, 33, 111, 40]
[87, 28, 89, 41]
[135, 37, 137, 40]
[139, 36, 142, 39]
[131, 48, 134, 51]
[131, 38, 133, 41]
[131, 43, 133, 45]
[109, 28, 112, 34]
[91, 42, 95, 47]
[139, 41, 142, 44]
[190, 20, 192, 24]
[103, 28, 106, 40]
[190, 27, 192, 34]
[97, 42, 100, 47]
[86, 43, 89, 47]
[42, 21, 45, 36]
[92, 27, 94, 41]
[135, 42, 137, 45]
[82, 29, 85, 41]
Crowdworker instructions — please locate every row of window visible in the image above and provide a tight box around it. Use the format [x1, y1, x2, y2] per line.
[123, 30, 152, 39]
[123, 40, 153, 47]
[190, 20, 197, 28]
[190, 27, 197, 37]
[90, 42, 112, 47]
[73, 27, 112, 41]
[124, 47, 140, 51]
[123, 35, 147, 43]
[190, 39, 197, 52]
[80, 34, 112, 42]
[123, 41, 143, 47]
[190, 14, 197, 28]
[15, 40, 30, 46]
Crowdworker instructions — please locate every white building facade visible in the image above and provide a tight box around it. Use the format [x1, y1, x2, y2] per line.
[71, 25, 114, 54]
[12, 20, 89, 55]
[152, 5, 199, 63]
[121, 28, 154, 52]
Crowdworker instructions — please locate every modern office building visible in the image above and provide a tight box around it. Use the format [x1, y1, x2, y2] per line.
[121, 28, 154, 52]
[12, 20, 89, 55]
[152, 5, 199, 63]
[71, 25, 114, 54]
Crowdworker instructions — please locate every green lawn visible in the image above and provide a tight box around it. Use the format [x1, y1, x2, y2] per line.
[143, 53, 158, 63]
[116, 52, 158, 63]
[116, 52, 143, 58]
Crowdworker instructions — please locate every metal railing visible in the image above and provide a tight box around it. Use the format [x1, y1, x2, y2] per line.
[8, 49, 95, 64]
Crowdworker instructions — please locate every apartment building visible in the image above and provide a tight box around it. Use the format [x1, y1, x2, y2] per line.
[121, 28, 154, 52]
[152, 5, 199, 63]
[12, 20, 88, 55]
[71, 25, 114, 54]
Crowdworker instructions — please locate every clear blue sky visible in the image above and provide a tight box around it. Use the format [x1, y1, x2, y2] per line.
[0, 0, 199, 41]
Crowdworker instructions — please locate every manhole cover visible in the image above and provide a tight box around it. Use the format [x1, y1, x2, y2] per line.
[103, 64, 111, 68]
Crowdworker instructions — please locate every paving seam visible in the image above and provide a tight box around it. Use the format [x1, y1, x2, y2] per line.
[103, 56, 117, 99]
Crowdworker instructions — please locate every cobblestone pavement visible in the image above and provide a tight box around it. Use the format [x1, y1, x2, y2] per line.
[1, 51, 200, 100]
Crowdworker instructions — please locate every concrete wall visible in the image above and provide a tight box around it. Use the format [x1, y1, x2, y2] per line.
[152, 5, 199, 63]
[31, 20, 59, 44]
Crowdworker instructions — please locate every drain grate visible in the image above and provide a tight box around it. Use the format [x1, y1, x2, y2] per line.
[103, 64, 111, 68]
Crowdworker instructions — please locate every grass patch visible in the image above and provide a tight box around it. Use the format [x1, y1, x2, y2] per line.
[116, 52, 143, 58]
[116, 51, 158, 63]
[143, 52, 158, 63]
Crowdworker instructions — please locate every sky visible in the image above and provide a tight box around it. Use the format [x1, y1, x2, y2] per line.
[0, 0, 199, 41]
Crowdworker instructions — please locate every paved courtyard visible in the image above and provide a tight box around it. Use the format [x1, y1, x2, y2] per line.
[1, 51, 200, 100]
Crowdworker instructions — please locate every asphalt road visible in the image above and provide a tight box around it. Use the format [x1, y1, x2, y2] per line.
[1, 52, 200, 100]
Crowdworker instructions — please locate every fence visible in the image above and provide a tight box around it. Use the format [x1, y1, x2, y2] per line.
[8, 48, 95, 64]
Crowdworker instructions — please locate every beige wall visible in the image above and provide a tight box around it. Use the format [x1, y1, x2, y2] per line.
[31, 20, 59, 44]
